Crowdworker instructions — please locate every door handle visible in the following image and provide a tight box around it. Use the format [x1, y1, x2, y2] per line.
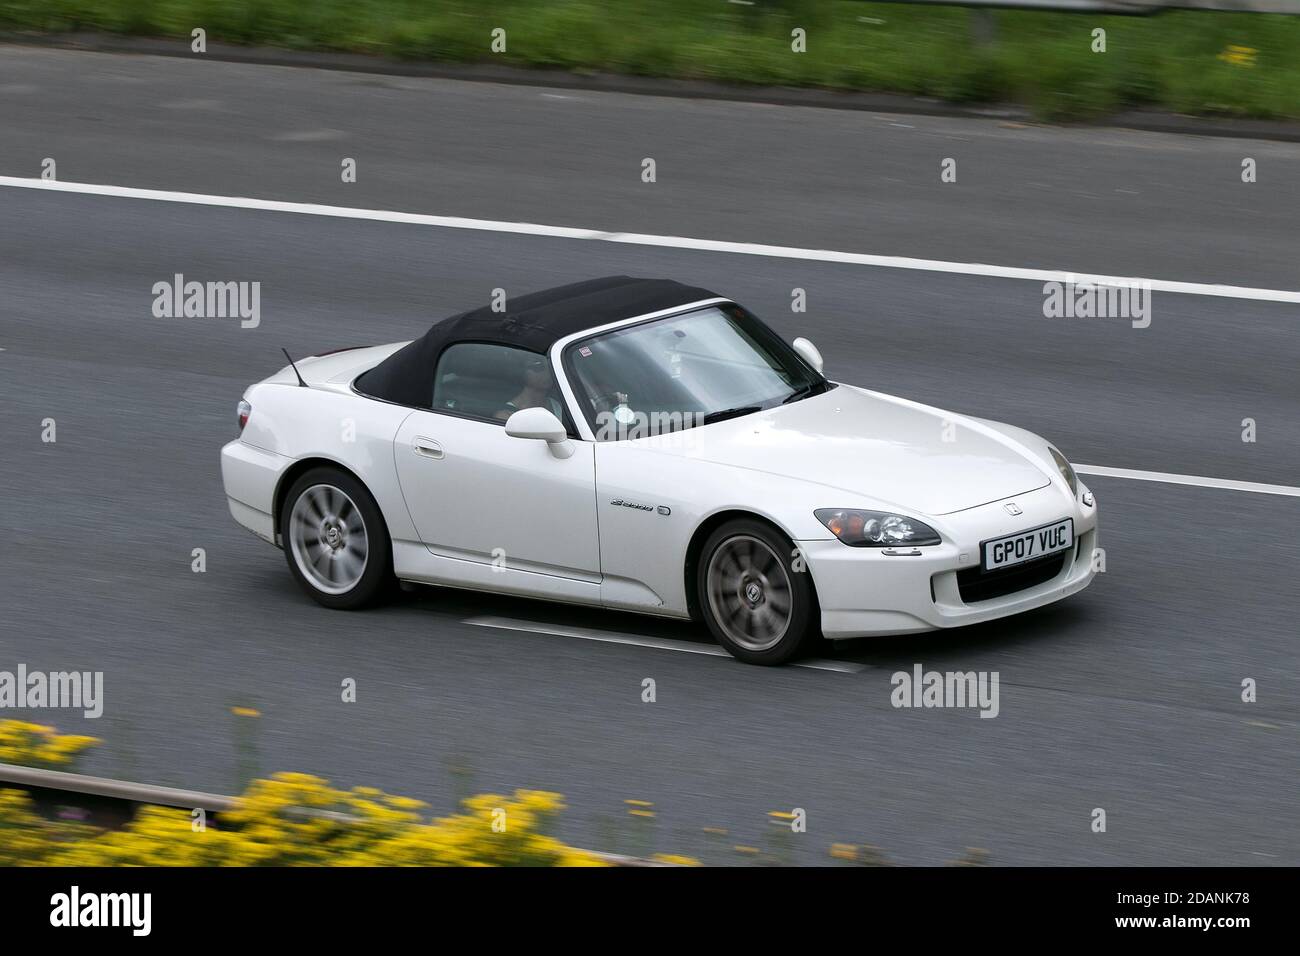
[412, 437, 444, 459]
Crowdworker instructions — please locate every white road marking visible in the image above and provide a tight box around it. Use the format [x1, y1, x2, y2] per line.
[5, 177, 1297, 499]
[272, 129, 347, 142]
[466, 616, 866, 673]
[3, 176, 1299, 304]
[1075, 464, 1300, 498]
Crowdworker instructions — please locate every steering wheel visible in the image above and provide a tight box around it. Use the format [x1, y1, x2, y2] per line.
[587, 387, 627, 416]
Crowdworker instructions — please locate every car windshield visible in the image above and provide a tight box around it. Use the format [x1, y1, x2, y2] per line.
[563, 304, 830, 441]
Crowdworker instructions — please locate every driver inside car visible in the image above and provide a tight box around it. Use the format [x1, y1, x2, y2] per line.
[494, 354, 565, 421]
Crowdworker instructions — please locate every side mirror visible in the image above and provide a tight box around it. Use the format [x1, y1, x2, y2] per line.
[791, 337, 824, 374]
[505, 407, 574, 458]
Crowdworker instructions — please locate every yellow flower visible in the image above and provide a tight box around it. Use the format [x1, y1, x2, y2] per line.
[1217, 45, 1257, 68]
[1, 724, 663, 867]
[0, 720, 97, 769]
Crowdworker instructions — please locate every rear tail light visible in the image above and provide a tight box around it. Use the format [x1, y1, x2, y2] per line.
[237, 399, 252, 432]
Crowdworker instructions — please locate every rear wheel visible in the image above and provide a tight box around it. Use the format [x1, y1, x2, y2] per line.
[281, 467, 392, 609]
[697, 519, 818, 665]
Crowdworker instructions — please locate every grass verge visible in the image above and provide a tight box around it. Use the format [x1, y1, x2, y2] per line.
[1, 0, 1296, 120]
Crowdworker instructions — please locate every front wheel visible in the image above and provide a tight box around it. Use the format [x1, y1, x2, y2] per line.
[280, 467, 392, 609]
[697, 519, 818, 665]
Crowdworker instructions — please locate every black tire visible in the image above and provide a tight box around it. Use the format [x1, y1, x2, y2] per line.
[696, 518, 818, 665]
[279, 466, 393, 610]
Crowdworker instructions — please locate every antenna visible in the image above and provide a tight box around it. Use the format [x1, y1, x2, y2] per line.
[281, 348, 308, 388]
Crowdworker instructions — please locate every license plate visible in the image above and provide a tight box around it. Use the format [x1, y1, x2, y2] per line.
[982, 518, 1074, 571]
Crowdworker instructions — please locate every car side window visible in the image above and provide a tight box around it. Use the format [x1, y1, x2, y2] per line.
[432, 343, 568, 426]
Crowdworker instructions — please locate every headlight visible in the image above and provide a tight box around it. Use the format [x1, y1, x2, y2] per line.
[815, 509, 941, 548]
[1048, 446, 1078, 498]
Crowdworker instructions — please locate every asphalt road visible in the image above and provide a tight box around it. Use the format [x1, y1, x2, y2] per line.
[1, 46, 1297, 865]
[3, 46, 1300, 289]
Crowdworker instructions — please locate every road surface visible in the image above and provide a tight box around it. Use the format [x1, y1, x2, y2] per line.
[1, 46, 1296, 864]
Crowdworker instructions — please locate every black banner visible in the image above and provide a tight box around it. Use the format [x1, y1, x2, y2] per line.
[0, 866, 1280, 941]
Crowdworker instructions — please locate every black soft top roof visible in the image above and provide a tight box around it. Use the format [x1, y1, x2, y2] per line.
[356, 276, 719, 408]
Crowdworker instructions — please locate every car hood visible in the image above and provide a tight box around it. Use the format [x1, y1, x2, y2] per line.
[646, 385, 1052, 516]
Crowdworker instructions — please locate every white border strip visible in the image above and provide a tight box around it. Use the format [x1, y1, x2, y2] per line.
[466, 616, 866, 673]
[1076, 464, 1300, 498]
[3, 176, 1300, 303]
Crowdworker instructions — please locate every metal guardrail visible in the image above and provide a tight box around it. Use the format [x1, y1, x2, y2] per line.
[0, 762, 236, 812]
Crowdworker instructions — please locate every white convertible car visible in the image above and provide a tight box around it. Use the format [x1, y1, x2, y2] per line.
[222, 277, 1097, 664]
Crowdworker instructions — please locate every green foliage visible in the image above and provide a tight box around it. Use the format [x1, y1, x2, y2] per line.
[0, 1, 1295, 120]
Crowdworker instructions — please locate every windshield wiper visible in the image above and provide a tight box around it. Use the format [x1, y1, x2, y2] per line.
[701, 405, 762, 425]
[782, 381, 829, 404]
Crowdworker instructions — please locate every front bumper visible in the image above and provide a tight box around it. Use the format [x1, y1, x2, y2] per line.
[802, 482, 1098, 639]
